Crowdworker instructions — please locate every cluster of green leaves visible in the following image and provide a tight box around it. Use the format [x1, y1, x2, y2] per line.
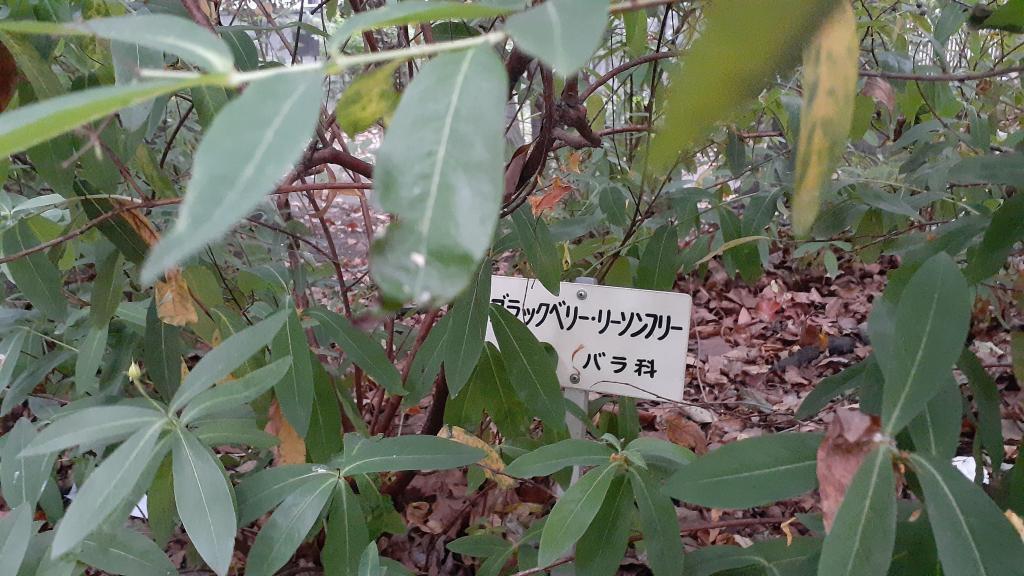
[3, 0, 1024, 575]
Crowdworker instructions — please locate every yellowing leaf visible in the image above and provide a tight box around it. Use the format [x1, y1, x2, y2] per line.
[267, 401, 307, 465]
[1006, 509, 1024, 542]
[335, 60, 401, 137]
[155, 269, 199, 326]
[528, 176, 574, 215]
[115, 202, 161, 247]
[437, 425, 513, 489]
[566, 151, 583, 174]
[792, 2, 858, 237]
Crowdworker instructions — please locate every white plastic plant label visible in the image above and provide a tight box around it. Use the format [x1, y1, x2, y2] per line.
[488, 276, 692, 401]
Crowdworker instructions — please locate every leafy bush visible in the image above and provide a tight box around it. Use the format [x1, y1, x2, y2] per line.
[1, 0, 1024, 575]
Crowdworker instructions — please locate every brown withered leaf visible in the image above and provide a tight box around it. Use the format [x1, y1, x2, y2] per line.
[665, 409, 708, 455]
[155, 269, 198, 326]
[861, 76, 894, 113]
[528, 176, 574, 215]
[816, 407, 882, 531]
[0, 40, 16, 113]
[266, 401, 306, 465]
[115, 203, 161, 247]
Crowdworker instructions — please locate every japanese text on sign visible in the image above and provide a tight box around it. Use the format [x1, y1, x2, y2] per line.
[487, 276, 692, 401]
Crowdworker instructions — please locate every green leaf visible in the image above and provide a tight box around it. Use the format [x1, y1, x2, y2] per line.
[978, 1, 1024, 34]
[1, 350, 71, 417]
[817, 446, 896, 576]
[220, 27, 259, 71]
[237, 464, 335, 525]
[338, 434, 485, 476]
[181, 357, 291, 425]
[0, 331, 25, 392]
[447, 534, 511, 558]
[110, 40, 164, 131]
[715, 206, 762, 283]
[628, 467, 684, 576]
[650, 0, 840, 167]
[172, 429, 236, 576]
[141, 69, 324, 283]
[504, 0, 610, 76]
[688, 537, 822, 576]
[358, 542, 383, 576]
[169, 309, 288, 413]
[442, 263, 491, 397]
[406, 313, 450, 404]
[194, 420, 280, 449]
[907, 373, 961, 459]
[271, 308, 315, 436]
[307, 363, 344, 463]
[0, 15, 235, 73]
[145, 299, 183, 401]
[791, 2, 858, 236]
[908, 453, 1024, 576]
[879, 253, 970, 435]
[90, 245, 125, 326]
[663, 432, 823, 508]
[1, 419, 55, 509]
[575, 474, 633, 576]
[539, 462, 620, 566]
[74, 325, 108, 394]
[624, 437, 696, 471]
[79, 526, 177, 576]
[0, 31, 62, 99]
[505, 439, 614, 478]
[965, 193, 1024, 283]
[635, 224, 680, 291]
[0, 79, 201, 158]
[488, 304, 566, 433]
[52, 420, 167, 557]
[323, 479, 370, 576]
[245, 476, 336, 576]
[22, 405, 166, 457]
[622, 10, 647, 57]
[370, 47, 506, 306]
[327, 1, 513, 51]
[148, 456, 177, 547]
[959, 350, 1004, 469]
[335, 61, 401, 137]
[0, 504, 33, 575]
[307, 309, 405, 395]
[447, 342, 530, 439]
[510, 206, 562, 295]
[3, 221, 66, 322]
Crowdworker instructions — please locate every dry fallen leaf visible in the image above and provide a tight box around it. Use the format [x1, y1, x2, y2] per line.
[438, 425, 514, 489]
[816, 407, 882, 531]
[528, 176, 574, 215]
[266, 401, 306, 465]
[665, 409, 708, 455]
[155, 268, 199, 326]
